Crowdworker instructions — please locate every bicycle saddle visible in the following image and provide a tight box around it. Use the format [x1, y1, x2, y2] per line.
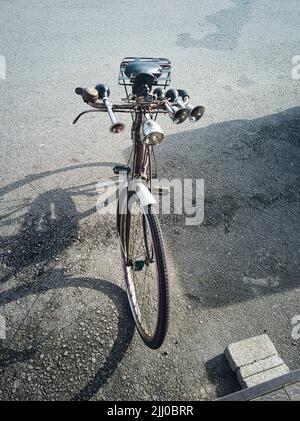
[124, 61, 163, 81]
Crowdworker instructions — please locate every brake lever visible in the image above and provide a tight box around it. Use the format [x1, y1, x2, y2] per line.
[73, 109, 101, 124]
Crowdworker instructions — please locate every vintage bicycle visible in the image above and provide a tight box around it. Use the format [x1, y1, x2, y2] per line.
[74, 57, 205, 349]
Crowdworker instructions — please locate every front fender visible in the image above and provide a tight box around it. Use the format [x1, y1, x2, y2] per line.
[131, 181, 156, 208]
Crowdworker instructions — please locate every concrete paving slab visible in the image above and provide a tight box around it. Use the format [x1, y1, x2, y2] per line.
[239, 364, 290, 389]
[238, 355, 285, 379]
[225, 334, 278, 372]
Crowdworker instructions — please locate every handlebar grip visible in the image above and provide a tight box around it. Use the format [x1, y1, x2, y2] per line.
[75, 87, 84, 96]
[75, 87, 99, 103]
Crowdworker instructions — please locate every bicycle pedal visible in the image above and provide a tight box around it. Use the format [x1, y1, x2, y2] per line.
[113, 165, 131, 175]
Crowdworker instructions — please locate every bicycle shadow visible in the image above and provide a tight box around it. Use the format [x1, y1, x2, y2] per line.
[0, 171, 135, 399]
[0, 161, 118, 199]
[0, 270, 135, 400]
[0, 162, 123, 285]
[0, 188, 78, 283]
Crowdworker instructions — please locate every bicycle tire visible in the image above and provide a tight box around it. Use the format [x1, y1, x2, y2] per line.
[117, 199, 169, 349]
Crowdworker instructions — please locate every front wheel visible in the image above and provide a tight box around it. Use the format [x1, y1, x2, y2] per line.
[118, 195, 169, 349]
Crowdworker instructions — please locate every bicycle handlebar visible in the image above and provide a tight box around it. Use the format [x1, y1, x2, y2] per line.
[73, 84, 204, 130]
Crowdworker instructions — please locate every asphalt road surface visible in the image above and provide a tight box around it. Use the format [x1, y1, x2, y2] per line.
[0, 0, 299, 400]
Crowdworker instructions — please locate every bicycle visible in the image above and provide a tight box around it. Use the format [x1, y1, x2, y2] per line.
[74, 57, 205, 349]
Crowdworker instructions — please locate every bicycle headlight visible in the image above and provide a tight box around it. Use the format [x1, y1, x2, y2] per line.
[141, 120, 164, 145]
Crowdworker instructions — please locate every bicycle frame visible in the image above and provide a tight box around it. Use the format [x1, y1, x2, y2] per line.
[130, 110, 153, 185]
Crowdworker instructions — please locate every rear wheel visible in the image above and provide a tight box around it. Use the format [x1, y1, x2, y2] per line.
[118, 194, 169, 349]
